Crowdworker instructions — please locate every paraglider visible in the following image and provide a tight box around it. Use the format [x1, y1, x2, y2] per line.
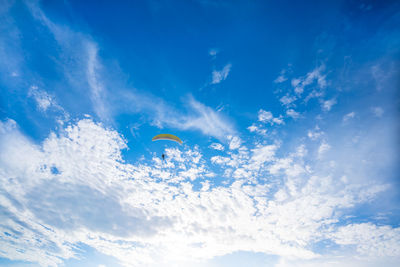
[152, 134, 182, 162]
[152, 134, 182, 144]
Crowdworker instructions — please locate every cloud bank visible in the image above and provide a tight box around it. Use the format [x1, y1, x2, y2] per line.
[0, 115, 398, 266]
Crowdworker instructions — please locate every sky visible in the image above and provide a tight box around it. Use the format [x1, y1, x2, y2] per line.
[0, 0, 399, 266]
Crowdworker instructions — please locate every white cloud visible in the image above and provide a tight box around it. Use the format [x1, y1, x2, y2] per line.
[211, 63, 232, 84]
[28, 85, 54, 111]
[286, 109, 300, 119]
[280, 95, 297, 106]
[181, 97, 236, 140]
[86, 42, 111, 121]
[274, 69, 288, 83]
[211, 155, 231, 165]
[258, 110, 273, 122]
[227, 135, 242, 150]
[250, 144, 277, 167]
[308, 126, 324, 140]
[343, 111, 355, 122]
[258, 109, 284, 125]
[322, 98, 337, 111]
[118, 92, 235, 141]
[291, 78, 301, 87]
[274, 75, 287, 83]
[209, 143, 224, 151]
[23, 1, 237, 141]
[247, 124, 267, 135]
[27, 86, 68, 121]
[0, 118, 398, 267]
[287, 65, 327, 97]
[247, 124, 258, 132]
[209, 48, 218, 56]
[318, 141, 331, 157]
[1, 3, 399, 265]
[330, 223, 400, 257]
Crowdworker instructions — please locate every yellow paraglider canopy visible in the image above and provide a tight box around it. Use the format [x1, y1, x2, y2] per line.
[152, 134, 182, 144]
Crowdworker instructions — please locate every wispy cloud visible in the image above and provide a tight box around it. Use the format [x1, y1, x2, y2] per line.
[86, 42, 111, 121]
[211, 63, 232, 84]
[291, 65, 327, 95]
[322, 98, 337, 111]
[117, 91, 235, 140]
[274, 69, 288, 83]
[343, 111, 355, 122]
[286, 109, 300, 119]
[28, 85, 54, 112]
[24, 0, 112, 122]
[20, 1, 235, 140]
[209, 48, 218, 57]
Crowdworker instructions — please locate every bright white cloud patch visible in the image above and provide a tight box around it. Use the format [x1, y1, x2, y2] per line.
[209, 142, 225, 151]
[0, 117, 399, 267]
[247, 124, 267, 135]
[258, 109, 284, 125]
[211, 63, 232, 84]
[228, 135, 242, 150]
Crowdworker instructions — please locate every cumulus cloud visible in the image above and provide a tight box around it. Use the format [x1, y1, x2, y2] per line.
[258, 109, 284, 125]
[0, 117, 399, 267]
[228, 135, 242, 150]
[330, 223, 400, 257]
[209, 143, 225, 151]
[211, 63, 232, 84]
[247, 124, 267, 135]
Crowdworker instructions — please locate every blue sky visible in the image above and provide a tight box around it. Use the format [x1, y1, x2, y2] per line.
[0, 0, 399, 266]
